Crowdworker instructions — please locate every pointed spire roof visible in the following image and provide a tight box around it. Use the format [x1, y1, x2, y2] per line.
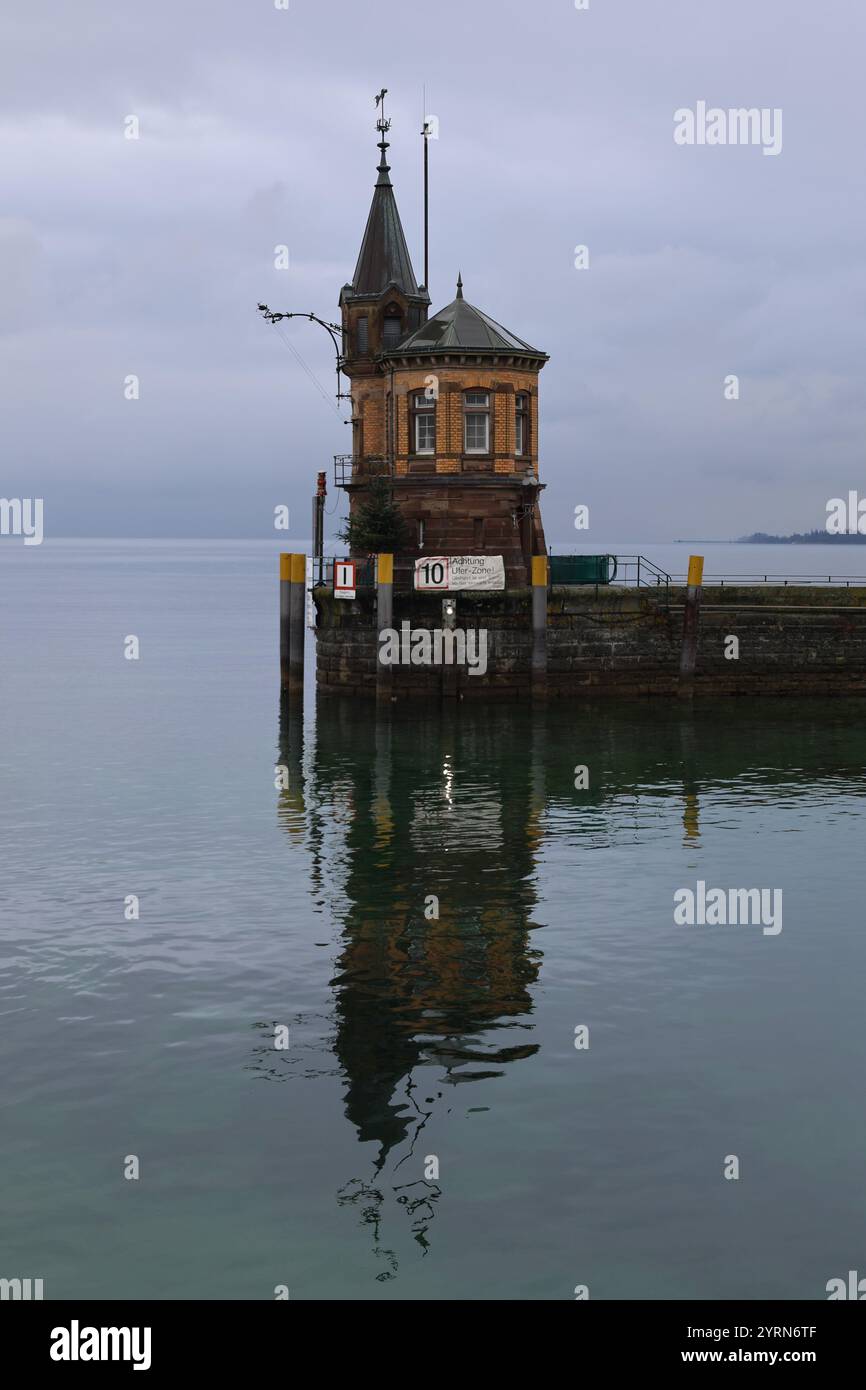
[388, 276, 546, 358]
[350, 132, 421, 298]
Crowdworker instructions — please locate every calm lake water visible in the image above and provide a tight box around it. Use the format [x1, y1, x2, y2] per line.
[2, 539, 865, 1300]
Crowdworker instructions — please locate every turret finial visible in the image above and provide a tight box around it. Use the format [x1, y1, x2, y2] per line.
[374, 88, 391, 184]
[456, 271, 464, 299]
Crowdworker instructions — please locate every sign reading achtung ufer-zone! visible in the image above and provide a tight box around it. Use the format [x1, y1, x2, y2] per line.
[415, 555, 505, 591]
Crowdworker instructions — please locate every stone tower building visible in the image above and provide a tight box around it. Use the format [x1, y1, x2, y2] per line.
[338, 123, 548, 585]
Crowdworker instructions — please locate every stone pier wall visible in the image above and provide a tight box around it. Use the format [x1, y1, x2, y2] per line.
[313, 585, 866, 699]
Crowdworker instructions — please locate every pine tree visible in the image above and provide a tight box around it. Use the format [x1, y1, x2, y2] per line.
[337, 476, 410, 554]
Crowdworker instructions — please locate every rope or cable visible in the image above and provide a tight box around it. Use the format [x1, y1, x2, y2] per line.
[271, 322, 344, 420]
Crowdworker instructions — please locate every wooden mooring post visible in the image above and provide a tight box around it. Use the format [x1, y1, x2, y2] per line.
[531, 555, 548, 701]
[376, 553, 394, 706]
[280, 552, 306, 696]
[678, 554, 704, 698]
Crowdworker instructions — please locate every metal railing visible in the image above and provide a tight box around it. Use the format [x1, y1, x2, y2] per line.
[316, 556, 376, 589]
[314, 556, 419, 593]
[333, 456, 352, 488]
[669, 572, 866, 588]
[608, 555, 673, 592]
[312, 556, 866, 594]
[333, 455, 390, 488]
[314, 552, 679, 598]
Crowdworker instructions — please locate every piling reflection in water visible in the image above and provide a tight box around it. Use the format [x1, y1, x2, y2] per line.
[277, 697, 544, 1266]
[327, 713, 541, 1137]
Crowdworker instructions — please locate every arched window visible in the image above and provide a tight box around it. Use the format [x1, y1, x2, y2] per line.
[463, 390, 490, 453]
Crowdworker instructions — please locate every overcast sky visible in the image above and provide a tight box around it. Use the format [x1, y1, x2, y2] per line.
[1, 0, 864, 542]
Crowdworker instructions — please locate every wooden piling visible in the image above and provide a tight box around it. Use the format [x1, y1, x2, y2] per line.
[280, 552, 292, 689]
[531, 555, 548, 701]
[376, 553, 394, 706]
[678, 554, 704, 698]
[281, 553, 306, 697]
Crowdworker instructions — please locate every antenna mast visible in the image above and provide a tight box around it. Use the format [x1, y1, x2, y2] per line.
[421, 97, 430, 292]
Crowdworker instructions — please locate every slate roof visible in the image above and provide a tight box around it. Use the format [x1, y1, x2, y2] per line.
[350, 143, 422, 299]
[389, 275, 545, 356]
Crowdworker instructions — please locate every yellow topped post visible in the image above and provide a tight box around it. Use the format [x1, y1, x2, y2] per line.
[376, 554, 395, 705]
[687, 554, 704, 587]
[531, 554, 548, 700]
[679, 554, 704, 698]
[280, 553, 292, 686]
[280, 553, 306, 698]
[532, 555, 548, 588]
[290, 552, 306, 584]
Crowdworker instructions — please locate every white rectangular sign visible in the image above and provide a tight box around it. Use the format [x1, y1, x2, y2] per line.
[415, 555, 505, 592]
[305, 557, 316, 628]
[334, 560, 356, 599]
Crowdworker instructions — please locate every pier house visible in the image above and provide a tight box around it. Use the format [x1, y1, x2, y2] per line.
[337, 123, 548, 585]
[299, 111, 866, 704]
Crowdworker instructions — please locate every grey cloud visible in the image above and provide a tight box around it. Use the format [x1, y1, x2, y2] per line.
[1, 0, 864, 539]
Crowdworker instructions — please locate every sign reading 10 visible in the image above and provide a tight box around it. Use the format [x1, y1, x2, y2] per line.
[416, 559, 450, 590]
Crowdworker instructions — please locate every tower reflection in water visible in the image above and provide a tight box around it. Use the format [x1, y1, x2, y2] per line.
[276, 696, 544, 1273]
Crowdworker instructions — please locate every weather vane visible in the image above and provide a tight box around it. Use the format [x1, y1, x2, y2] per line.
[375, 88, 390, 139]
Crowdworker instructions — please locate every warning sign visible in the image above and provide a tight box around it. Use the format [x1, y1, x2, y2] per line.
[415, 555, 505, 591]
[334, 560, 356, 599]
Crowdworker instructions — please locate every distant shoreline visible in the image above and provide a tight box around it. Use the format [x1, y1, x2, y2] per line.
[738, 531, 866, 545]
